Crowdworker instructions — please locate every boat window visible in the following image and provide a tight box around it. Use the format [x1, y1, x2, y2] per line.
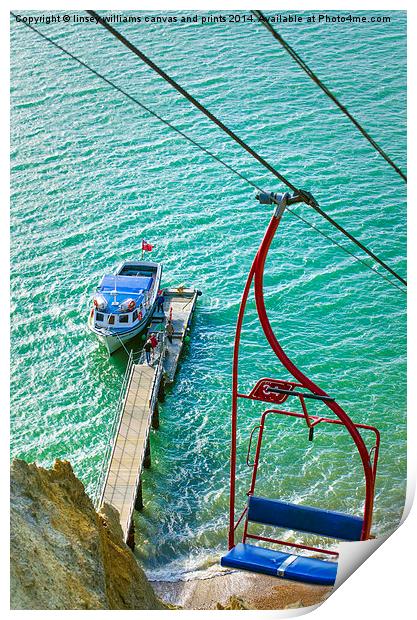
[96, 312, 104, 322]
[132, 309, 138, 321]
[108, 315, 115, 325]
[119, 314, 129, 324]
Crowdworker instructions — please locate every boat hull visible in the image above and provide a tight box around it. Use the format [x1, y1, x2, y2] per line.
[89, 310, 154, 354]
[88, 260, 162, 355]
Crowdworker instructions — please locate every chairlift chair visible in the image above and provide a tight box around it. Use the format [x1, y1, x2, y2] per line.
[221, 192, 380, 586]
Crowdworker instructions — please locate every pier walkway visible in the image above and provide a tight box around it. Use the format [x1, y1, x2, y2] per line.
[96, 287, 199, 545]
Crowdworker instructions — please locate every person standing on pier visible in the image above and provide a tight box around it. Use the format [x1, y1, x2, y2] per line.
[156, 290, 165, 313]
[150, 333, 158, 362]
[144, 337, 153, 365]
[166, 320, 174, 344]
[150, 333, 158, 349]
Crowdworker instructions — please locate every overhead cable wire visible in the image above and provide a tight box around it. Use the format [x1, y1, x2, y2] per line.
[86, 11, 298, 193]
[286, 209, 406, 294]
[251, 9, 407, 183]
[87, 10, 406, 288]
[11, 14, 406, 294]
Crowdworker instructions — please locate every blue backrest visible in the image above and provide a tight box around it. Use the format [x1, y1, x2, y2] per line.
[248, 495, 363, 541]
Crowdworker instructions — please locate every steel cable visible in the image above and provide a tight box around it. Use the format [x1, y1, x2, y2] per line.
[11, 13, 406, 293]
[251, 9, 407, 183]
[87, 10, 406, 288]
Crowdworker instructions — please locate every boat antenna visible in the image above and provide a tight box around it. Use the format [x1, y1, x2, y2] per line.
[111, 276, 118, 306]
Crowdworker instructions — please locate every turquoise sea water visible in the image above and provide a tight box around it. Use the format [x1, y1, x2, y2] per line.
[10, 10, 406, 580]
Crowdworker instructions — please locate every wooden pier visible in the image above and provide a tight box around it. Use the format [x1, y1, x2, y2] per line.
[96, 287, 199, 547]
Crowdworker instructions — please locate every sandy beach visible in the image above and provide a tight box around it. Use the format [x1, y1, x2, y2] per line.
[152, 570, 332, 610]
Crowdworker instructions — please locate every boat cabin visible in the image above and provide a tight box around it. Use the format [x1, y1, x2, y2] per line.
[92, 262, 158, 330]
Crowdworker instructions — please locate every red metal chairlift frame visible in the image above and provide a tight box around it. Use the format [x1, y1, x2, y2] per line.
[228, 196, 380, 553]
[241, 407, 380, 557]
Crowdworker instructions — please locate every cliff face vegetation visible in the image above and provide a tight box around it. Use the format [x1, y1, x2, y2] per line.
[10, 459, 167, 610]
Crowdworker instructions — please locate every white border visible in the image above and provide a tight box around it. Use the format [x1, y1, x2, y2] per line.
[3, 1, 414, 618]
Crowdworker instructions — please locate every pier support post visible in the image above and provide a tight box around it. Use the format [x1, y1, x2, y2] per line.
[144, 437, 151, 468]
[152, 402, 160, 430]
[135, 477, 144, 511]
[158, 377, 165, 403]
[127, 521, 135, 551]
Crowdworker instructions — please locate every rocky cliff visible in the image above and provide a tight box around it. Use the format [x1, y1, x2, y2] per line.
[10, 459, 167, 610]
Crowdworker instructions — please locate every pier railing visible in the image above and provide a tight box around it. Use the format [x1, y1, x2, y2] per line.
[93, 349, 135, 507]
[93, 334, 166, 509]
[122, 336, 166, 536]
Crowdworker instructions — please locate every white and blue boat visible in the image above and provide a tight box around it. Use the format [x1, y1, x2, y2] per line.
[88, 260, 162, 355]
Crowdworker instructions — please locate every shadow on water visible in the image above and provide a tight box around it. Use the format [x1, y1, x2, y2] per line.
[107, 330, 148, 369]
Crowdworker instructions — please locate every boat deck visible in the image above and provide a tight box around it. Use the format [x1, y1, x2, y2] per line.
[150, 287, 198, 382]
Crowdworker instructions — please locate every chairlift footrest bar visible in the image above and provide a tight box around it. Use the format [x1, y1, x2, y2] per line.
[267, 387, 334, 402]
[246, 378, 334, 405]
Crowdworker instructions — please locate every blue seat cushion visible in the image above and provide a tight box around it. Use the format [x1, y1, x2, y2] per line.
[221, 543, 337, 586]
[248, 495, 363, 541]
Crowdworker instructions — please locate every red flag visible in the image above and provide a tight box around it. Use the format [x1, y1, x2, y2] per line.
[142, 239, 153, 252]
